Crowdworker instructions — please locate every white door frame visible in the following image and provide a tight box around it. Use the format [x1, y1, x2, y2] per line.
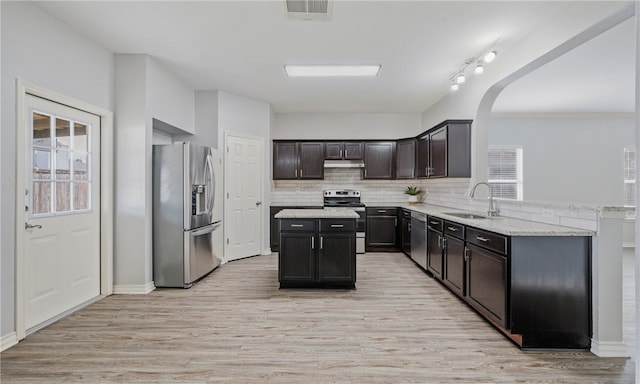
[14, 80, 114, 340]
[223, 131, 265, 263]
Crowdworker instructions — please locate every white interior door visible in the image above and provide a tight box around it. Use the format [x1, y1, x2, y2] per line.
[23, 94, 101, 331]
[224, 134, 263, 262]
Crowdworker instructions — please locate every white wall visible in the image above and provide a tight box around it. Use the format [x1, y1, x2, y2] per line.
[489, 115, 633, 205]
[273, 113, 421, 140]
[147, 58, 195, 135]
[114, 54, 197, 291]
[1, 1, 114, 337]
[218, 91, 272, 253]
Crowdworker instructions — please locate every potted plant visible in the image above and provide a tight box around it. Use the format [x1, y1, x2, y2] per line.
[404, 186, 423, 204]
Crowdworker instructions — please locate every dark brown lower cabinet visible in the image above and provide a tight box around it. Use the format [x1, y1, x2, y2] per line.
[366, 207, 399, 251]
[465, 243, 507, 328]
[426, 216, 444, 278]
[278, 218, 356, 288]
[442, 234, 465, 297]
[318, 233, 356, 282]
[279, 232, 315, 282]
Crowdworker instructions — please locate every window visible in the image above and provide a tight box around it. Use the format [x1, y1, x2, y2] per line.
[31, 110, 92, 216]
[488, 146, 523, 201]
[624, 148, 635, 208]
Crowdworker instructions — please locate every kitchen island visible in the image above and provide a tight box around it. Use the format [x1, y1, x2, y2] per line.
[275, 209, 359, 289]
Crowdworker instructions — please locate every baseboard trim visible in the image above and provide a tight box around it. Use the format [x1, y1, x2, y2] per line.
[113, 282, 155, 294]
[1, 332, 18, 352]
[262, 248, 272, 255]
[590, 339, 629, 357]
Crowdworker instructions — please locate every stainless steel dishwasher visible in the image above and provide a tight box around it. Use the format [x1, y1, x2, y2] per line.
[410, 212, 427, 269]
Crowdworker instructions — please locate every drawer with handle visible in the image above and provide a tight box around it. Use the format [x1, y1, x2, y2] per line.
[320, 219, 356, 232]
[366, 207, 398, 216]
[279, 219, 317, 232]
[465, 226, 508, 255]
[427, 216, 443, 232]
[444, 221, 465, 239]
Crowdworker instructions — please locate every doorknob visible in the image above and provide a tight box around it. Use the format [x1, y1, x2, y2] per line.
[25, 223, 42, 230]
[256, 201, 262, 206]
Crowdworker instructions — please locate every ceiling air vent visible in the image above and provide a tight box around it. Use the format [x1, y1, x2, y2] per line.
[285, 0, 332, 21]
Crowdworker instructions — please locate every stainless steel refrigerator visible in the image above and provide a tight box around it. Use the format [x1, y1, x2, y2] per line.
[152, 142, 223, 288]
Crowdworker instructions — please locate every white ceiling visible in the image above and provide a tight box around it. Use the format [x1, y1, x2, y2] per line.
[34, 1, 632, 114]
[493, 15, 635, 114]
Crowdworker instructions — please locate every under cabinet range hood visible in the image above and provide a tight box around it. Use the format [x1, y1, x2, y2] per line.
[323, 159, 365, 168]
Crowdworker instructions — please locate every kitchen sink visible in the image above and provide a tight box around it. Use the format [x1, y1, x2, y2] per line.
[442, 212, 488, 219]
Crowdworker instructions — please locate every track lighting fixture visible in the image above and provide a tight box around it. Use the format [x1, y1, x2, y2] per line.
[448, 40, 498, 91]
[484, 50, 497, 63]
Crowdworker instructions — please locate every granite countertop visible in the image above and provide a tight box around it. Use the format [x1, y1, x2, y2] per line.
[369, 202, 595, 236]
[271, 202, 323, 207]
[275, 208, 359, 219]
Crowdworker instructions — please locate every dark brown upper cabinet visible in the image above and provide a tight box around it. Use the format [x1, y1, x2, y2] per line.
[417, 120, 471, 179]
[363, 141, 396, 179]
[273, 141, 324, 180]
[395, 138, 416, 179]
[325, 141, 363, 160]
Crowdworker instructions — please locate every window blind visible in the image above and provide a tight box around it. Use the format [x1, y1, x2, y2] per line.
[624, 149, 635, 207]
[488, 147, 523, 201]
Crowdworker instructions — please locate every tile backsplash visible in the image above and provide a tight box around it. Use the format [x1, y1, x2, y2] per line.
[271, 168, 620, 232]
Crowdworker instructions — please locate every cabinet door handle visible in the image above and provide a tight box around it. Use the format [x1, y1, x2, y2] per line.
[408, 222, 411, 231]
[290, 224, 304, 227]
[320, 236, 323, 250]
[345, 150, 348, 158]
[312, 236, 315, 249]
[464, 247, 470, 261]
[300, 169, 303, 178]
[340, 149, 343, 158]
[429, 220, 439, 225]
[441, 237, 447, 249]
[295, 169, 298, 178]
[447, 226, 458, 232]
[378, 210, 387, 213]
[476, 236, 490, 242]
[330, 224, 344, 228]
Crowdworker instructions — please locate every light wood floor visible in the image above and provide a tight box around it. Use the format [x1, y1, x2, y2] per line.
[1, 252, 636, 383]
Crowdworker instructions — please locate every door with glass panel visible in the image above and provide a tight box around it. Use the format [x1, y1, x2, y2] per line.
[24, 94, 101, 331]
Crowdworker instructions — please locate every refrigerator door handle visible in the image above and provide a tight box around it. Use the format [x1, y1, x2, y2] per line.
[205, 153, 215, 216]
[190, 222, 221, 237]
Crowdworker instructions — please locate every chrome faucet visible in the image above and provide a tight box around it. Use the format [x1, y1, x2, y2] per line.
[469, 182, 499, 217]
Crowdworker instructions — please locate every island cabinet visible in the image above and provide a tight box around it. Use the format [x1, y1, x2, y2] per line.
[417, 120, 471, 179]
[451, 224, 591, 350]
[363, 141, 396, 179]
[273, 141, 324, 180]
[325, 141, 363, 160]
[366, 207, 399, 251]
[270, 206, 321, 252]
[278, 217, 356, 288]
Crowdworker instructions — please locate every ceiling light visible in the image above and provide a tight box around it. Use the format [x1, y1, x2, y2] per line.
[284, 64, 381, 77]
[447, 40, 499, 91]
[483, 50, 497, 63]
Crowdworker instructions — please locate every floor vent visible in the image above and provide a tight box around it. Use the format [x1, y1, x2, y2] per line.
[285, 0, 332, 21]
